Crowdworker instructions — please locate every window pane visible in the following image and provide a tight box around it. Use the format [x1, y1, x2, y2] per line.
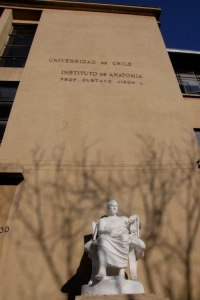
[0, 102, 13, 119]
[0, 121, 7, 143]
[0, 25, 37, 68]
[11, 26, 37, 36]
[0, 82, 18, 145]
[7, 36, 34, 46]
[0, 83, 18, 100]
[2, 46, 30, 58]
[0, 58, 26, 67]
[194, 130, 200, 146]
[178, 72, 200, 94]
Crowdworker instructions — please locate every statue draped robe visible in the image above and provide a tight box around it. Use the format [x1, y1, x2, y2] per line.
[97, 216, 129, 268]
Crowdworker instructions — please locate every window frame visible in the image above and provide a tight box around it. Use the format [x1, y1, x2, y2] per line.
[0, 81, 19, 145]
[0, 24, 37, 68]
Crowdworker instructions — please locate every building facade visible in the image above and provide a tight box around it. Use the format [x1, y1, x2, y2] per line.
[0, 1, 199, 300]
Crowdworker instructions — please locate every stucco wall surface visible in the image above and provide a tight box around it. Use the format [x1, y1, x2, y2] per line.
[0, 8, 199, 300]
[0, 9, 198, 163]
[184, 97, 200, 128]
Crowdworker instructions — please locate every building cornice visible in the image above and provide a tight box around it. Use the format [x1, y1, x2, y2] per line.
[0, 0, 161, 20]
[167, 48, 200, 55]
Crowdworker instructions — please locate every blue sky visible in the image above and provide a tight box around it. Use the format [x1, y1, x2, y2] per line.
[73, 0, 200, 51]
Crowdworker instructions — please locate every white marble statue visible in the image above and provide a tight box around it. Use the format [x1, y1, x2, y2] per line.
[82, 200, 146, 295]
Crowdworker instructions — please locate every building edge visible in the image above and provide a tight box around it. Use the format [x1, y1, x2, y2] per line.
[0, 0, 161, 20]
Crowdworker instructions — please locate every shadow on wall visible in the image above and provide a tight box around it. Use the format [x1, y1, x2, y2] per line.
[2, 135, 200, 300]
[61, 237, 92, 300]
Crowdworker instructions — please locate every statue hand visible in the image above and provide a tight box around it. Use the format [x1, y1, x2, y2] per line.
[110, 227, 129, 237]
[128, 215, 138, 224]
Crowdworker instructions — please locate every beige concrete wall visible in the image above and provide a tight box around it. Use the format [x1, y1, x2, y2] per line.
[0, 9, 199, 163]
[0, 7, 200, 300]
[0, 167, 199, 300]
[0, 67, 23, 81]
[184, 97, 200, 128]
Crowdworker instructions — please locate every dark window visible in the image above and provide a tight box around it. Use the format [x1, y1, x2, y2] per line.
[168, 51, 200, 96]
[194, 129, 200, 147]
[177, 71, 200, 95]
[0, 82, 19, 144]
[0, 25, 37, 68]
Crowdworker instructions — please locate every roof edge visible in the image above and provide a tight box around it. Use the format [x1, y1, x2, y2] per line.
[0, 0, 161, 20]
[167, 48, 200, 55]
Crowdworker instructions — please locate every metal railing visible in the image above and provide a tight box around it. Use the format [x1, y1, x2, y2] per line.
[176, 71, 200, 95]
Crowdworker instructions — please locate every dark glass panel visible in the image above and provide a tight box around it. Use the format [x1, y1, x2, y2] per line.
[0, 121, 7, 143]
[0, 58, 26, 67]
[0, 102, 13, 119]
[11, 26, 37, 36]
[2, 46, 30, 58]
[0, 8, 4, 18]
[7, 36, 34, 46]
[12, 59, 26, 67]
[0, 25, 37, 68]
[13, 59, 26, 67]
[0, 83, 18, 100]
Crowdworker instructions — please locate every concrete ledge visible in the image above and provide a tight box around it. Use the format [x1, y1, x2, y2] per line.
[77, 294, 170, 300]
[0, 67, 24, 81]
[0, 1, 161, 20]
[0, 165, 24, 185]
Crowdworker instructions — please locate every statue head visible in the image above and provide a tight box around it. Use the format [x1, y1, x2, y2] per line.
[107, 200, 118, 216]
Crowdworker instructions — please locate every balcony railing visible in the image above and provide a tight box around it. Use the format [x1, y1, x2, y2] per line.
[176, 71, 200, 95]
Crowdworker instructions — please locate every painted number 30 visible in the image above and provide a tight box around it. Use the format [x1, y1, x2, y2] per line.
[0, 226, 9, 233]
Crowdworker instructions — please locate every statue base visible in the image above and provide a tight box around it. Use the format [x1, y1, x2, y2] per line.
[77, 294, 170, 300]
[81, 276, 144, 295]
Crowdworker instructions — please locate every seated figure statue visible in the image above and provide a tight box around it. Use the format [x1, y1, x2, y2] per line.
[82, 200, 146, 295]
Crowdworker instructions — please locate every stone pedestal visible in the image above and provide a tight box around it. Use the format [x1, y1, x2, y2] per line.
[81, 276, 144, 295]
[76, 294, 170, 300]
